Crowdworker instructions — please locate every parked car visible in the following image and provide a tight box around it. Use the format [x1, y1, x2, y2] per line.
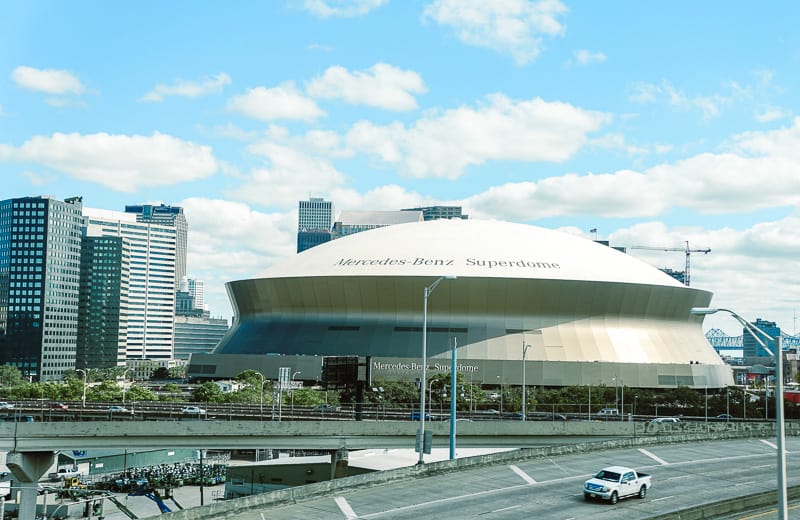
[409, 411, 431, 421]
[0, 402, 14, 410]
[107, 405, 130, 413]
[650, 417, 681, 424]
[716, 413, 733, 421]
[49, 403, 69, 411]
[596, 408, 619, 416]
[180, 406, 206, 414]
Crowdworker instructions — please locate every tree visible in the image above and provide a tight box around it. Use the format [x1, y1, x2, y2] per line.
[0, 365, 25, 387]
[151, 367, 170, 380]
[191, 382, 223, 403]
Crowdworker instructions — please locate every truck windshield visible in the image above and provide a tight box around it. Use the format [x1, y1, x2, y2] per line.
[595, 470, 621, 482]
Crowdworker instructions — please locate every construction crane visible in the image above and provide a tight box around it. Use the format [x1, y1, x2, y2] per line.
[628, 241, 710, 286]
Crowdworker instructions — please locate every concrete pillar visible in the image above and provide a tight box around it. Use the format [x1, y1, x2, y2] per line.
[330, 449, 349, 481]
[6, 451, 56, 520]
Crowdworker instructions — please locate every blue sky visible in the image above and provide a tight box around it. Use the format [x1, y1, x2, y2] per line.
[2, 1, 800, 336]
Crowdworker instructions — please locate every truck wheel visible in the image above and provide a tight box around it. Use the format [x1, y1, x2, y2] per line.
[610, 491, 618, 505]
[638, 485, 647, 499]
[584, 493, 590, 501]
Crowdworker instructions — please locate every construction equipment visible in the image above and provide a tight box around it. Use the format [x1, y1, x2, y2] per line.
[628, 241, 710, 286]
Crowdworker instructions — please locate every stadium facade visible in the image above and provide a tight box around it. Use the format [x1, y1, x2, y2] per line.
[188, 219, 733, 389]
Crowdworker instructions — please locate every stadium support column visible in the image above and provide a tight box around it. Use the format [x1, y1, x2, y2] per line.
[7, 451, 55, 520]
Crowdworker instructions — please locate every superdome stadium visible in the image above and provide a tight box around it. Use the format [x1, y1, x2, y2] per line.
[189, 219, 733, 389]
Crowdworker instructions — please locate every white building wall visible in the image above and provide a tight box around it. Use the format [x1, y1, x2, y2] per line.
[84, 208, 176, 360]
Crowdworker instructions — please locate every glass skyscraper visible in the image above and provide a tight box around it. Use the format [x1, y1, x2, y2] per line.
[297, 197, 335, 253]
[0, 196, 84, 381]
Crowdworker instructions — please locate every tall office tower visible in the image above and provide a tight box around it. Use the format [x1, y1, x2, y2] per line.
[173, 316, 229, 360]
[84, 207, 177, 360]
[401, 205, 468, 221]
[297, 197, 335, 253]
[742, 318, 781, 358]
[331, 210, 423, 239]
[76, 236, 130, 370]
[125, 204, 187, 288]
[179, 276, 205, 311]
[0, 196, 84, 382]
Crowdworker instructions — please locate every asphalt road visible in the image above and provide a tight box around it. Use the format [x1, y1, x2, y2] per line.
[150, 437, 800, 520]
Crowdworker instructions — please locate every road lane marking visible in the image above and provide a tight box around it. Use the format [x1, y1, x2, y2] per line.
[639, 448, 669, 465]
[734, 481, 757, 486]
[509, 464, 537, 484]
[665, 475, 690, 481]
[334, 496, 358, 519]
[760, 439, 777, 449]
[651, 496, 674, 502]
[490, 505, 520, 513]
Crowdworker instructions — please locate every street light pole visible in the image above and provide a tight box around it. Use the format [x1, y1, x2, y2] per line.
[291, 372, 301, 416]
[255, 372, 266, 419]
[449, 337, 457, 460]
[76, 369, 87, 408]
[521, 343, 531, 421]
[418, 275, 456, 465]
[691, 307, 787, 519]
[121, 368, 133, 404]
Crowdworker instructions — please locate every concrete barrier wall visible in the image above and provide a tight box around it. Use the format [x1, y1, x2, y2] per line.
[161, 424, 798, 519]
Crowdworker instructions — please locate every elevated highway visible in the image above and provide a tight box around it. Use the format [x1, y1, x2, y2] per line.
[2, 419, 795, 519]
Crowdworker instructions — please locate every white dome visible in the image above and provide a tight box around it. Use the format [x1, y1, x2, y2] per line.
[259, 219, 684, 287]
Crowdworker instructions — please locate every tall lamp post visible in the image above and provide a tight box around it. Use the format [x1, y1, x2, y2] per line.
[76, 369, 87, 408]
[521, 343, 531, 421]
[417, 275, 456, 465]
[691, 307, 787, 519]
[121, 368, 133, 404]
[255, 372, 266, 419]
[291, 371, 301, 416]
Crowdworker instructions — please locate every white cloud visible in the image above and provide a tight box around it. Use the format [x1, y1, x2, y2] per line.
[422, 0, 567, 65]
[573, 49, 606, 65]
[306, 63, 427, 111]
[11, 66, 86, 95]
[303, 0, 388, 18]
[140, 73, 232, 102]
[628, 80, 746, 120]
[346, 93, 610, 178]
[226, 141, 346, 207]
[180, 197, 298, 318]
[460, 117, 800, 221]
[755, 106, 791, 123]
[329, 184, 429, 212]
[0, 132, 217, 192]
[227, 82, 325, 121]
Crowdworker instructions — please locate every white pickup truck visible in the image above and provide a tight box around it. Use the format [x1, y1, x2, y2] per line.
[583, 465, 652, 504]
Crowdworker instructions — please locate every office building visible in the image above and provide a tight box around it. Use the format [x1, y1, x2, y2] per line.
[76, 235, 130, 370]
[401, 205, 468, 221]
[173, 316, 229, 360]
[743, 318, 781, 358]
[331, 210, 423, 239]
[84, 208, 177, 360]
[0, 196, 84, 381]
[125, 204, 187, 288]
[297, 197, 335, 253]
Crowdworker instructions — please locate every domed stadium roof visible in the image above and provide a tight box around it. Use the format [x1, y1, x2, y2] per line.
[256, 219, 684, 287]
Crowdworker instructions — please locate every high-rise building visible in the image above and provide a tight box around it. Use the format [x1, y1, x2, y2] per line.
[331, 210, 423, 239]
[743, 318, 781, 358]
[179, 277, 205, 312]
[401, 205, 468, 221]
[125, 204, 187, 288]
[76, 235, 130, 370]
[0, 196, 84, 381]
[84, 207, 177, 360]
[297, 197, 335, 253]
[173, 316, 229, 360]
